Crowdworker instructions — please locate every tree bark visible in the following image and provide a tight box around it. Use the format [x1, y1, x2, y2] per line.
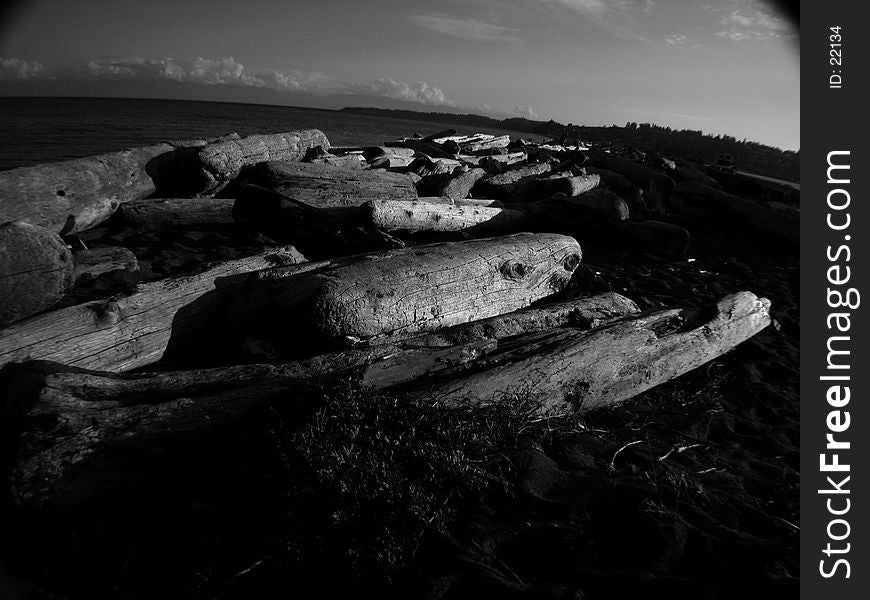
[233, 184, 403, 259]
[0, 247, 306, 372]
[116, 197, 237, 230]
[246, 160, 417, 218]
[0, 136, 236, 234]
[237, 233, 582, 347]
[194, 130, 330, 195]
[361, 199, 527, 235]
[402, 292, 771, 415]
[0, 222, 75, 326]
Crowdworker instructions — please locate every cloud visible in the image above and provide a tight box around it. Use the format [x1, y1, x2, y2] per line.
[513, 104, 539, 119]
[409, 15, 521, 43]
[4, 54, 460, 108]
[540, 0, 652, 41]
[0, 56, 45, 80]
[716, 6, 793, 41]
[664, 34, 698, 46]
[340, 78, 457, 107]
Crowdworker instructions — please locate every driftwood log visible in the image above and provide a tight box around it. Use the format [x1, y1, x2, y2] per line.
[195, 130, 330, 195]
[0, 222, 75, 326]
[551, 189, 630, 221]
[417, 168, 487, 202]
[116, 197, 237, 230]
[403, 291, 771, 414]
[0, 136, 238, 234]
[589, 150, 675, 212]
[234, 184, 403, 259]
[0, 247, 307, 372]
[510, 174, 600, 202]
[617, 220, 691, 260]
[474, 163, 553, 197]
[672, 181, 799, 243]
[360, 199, 527, 235]
[71, 246, 141, 296]
[460, 135, 510, 154]
[237, 233, 582, 347]
[245, 160, 417, 218]
[1, 292, 638, 509]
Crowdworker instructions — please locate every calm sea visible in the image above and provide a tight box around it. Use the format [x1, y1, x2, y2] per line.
[0, 97, 546, 171]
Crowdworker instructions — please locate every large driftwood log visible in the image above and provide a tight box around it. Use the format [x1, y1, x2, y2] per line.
[361, 199, 527, 235]
[195, 130, 330, 195]
[0, 247, 307, 372]
[672, 181, 799, 243]
[551, 189, 630, 221]
[589, 150, 675, 212]
[117, 197, 237, 230]
[460, 135, 511, 154]
[474, 163, 552, 197]
[417, 168, 487, 201]
[510, 174, 600, 202]
[238, 233, 582, 347]
[234, 184, 403, 259]
[0, 222, 75, 326]
[245, 160, 417, 218]
[0, 136, 238, 234]
[2, 292, 638, 509]
[403, 292, 771, 415]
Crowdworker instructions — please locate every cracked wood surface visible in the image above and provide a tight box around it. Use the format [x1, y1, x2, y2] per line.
[238, 233, 582, 346]
[361, 199, 527, 235]
[402, 291, 771, 415]
[0, 247, 306, 372]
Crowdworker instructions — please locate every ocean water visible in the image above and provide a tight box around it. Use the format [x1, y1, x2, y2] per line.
[0, 97, 545, 171]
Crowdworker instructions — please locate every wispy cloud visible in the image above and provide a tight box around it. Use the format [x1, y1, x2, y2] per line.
[0, 56, 45, 80]
[538, 0, 654, 42]
[715, 4, 793, 41]
[340, 79, 457, 107]
[513, 104, 539, 119]
[2, 54, 460, 108]
[409, 14, 521, 43]
[663, 34, 699, 47]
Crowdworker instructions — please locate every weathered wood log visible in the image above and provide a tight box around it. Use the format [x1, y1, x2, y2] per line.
[397, 138, 456, 159]
[195, 130, 330, 195]
[0, 247, 307, 372]
[368, 155, 416, 169]
[116, 197, 237, 230]
[589, 150, 675, 212]
[419, 129, 458, 142]
[510, 174, 600, 202]
[616, 220, 691, 260]
[0, 136, 238, 234]
[72, 246, 140, 294]
[1, 360, 320, 510]
[307, 154, 365, 170]
[2, 292, 638, 509]
[672, 161, 720, 188]
[0, 222, 75, 326]
[473, 163, 552, 197]
[362, 146, 415, 161]
[672, 181, 799, 243]
[238, 233, 582, 347]
[416, 196, 504, 208]
[417, 168, 487, 201]
[552, 189, 630, 221]
[234, 184, 403, 259]
[361, 199, 527, 236]
[245, 160, 417, 218]
[460, 135, 511, 154]
[402, 292, 771, 415]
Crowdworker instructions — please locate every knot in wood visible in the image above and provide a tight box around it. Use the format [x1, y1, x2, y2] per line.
[499, 260, 528, 281]
[562, 253, 581, 272]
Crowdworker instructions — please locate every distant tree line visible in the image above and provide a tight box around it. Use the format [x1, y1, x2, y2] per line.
[340, 107, 799, 182]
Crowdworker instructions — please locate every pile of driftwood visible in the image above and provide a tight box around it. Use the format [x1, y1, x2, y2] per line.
[0, 128, 776, 509]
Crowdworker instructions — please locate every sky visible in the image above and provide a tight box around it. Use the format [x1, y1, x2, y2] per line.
[0, 0, 799, 150]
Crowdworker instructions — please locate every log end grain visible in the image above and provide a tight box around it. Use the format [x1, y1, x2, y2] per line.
[0, 222, 75, 326]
